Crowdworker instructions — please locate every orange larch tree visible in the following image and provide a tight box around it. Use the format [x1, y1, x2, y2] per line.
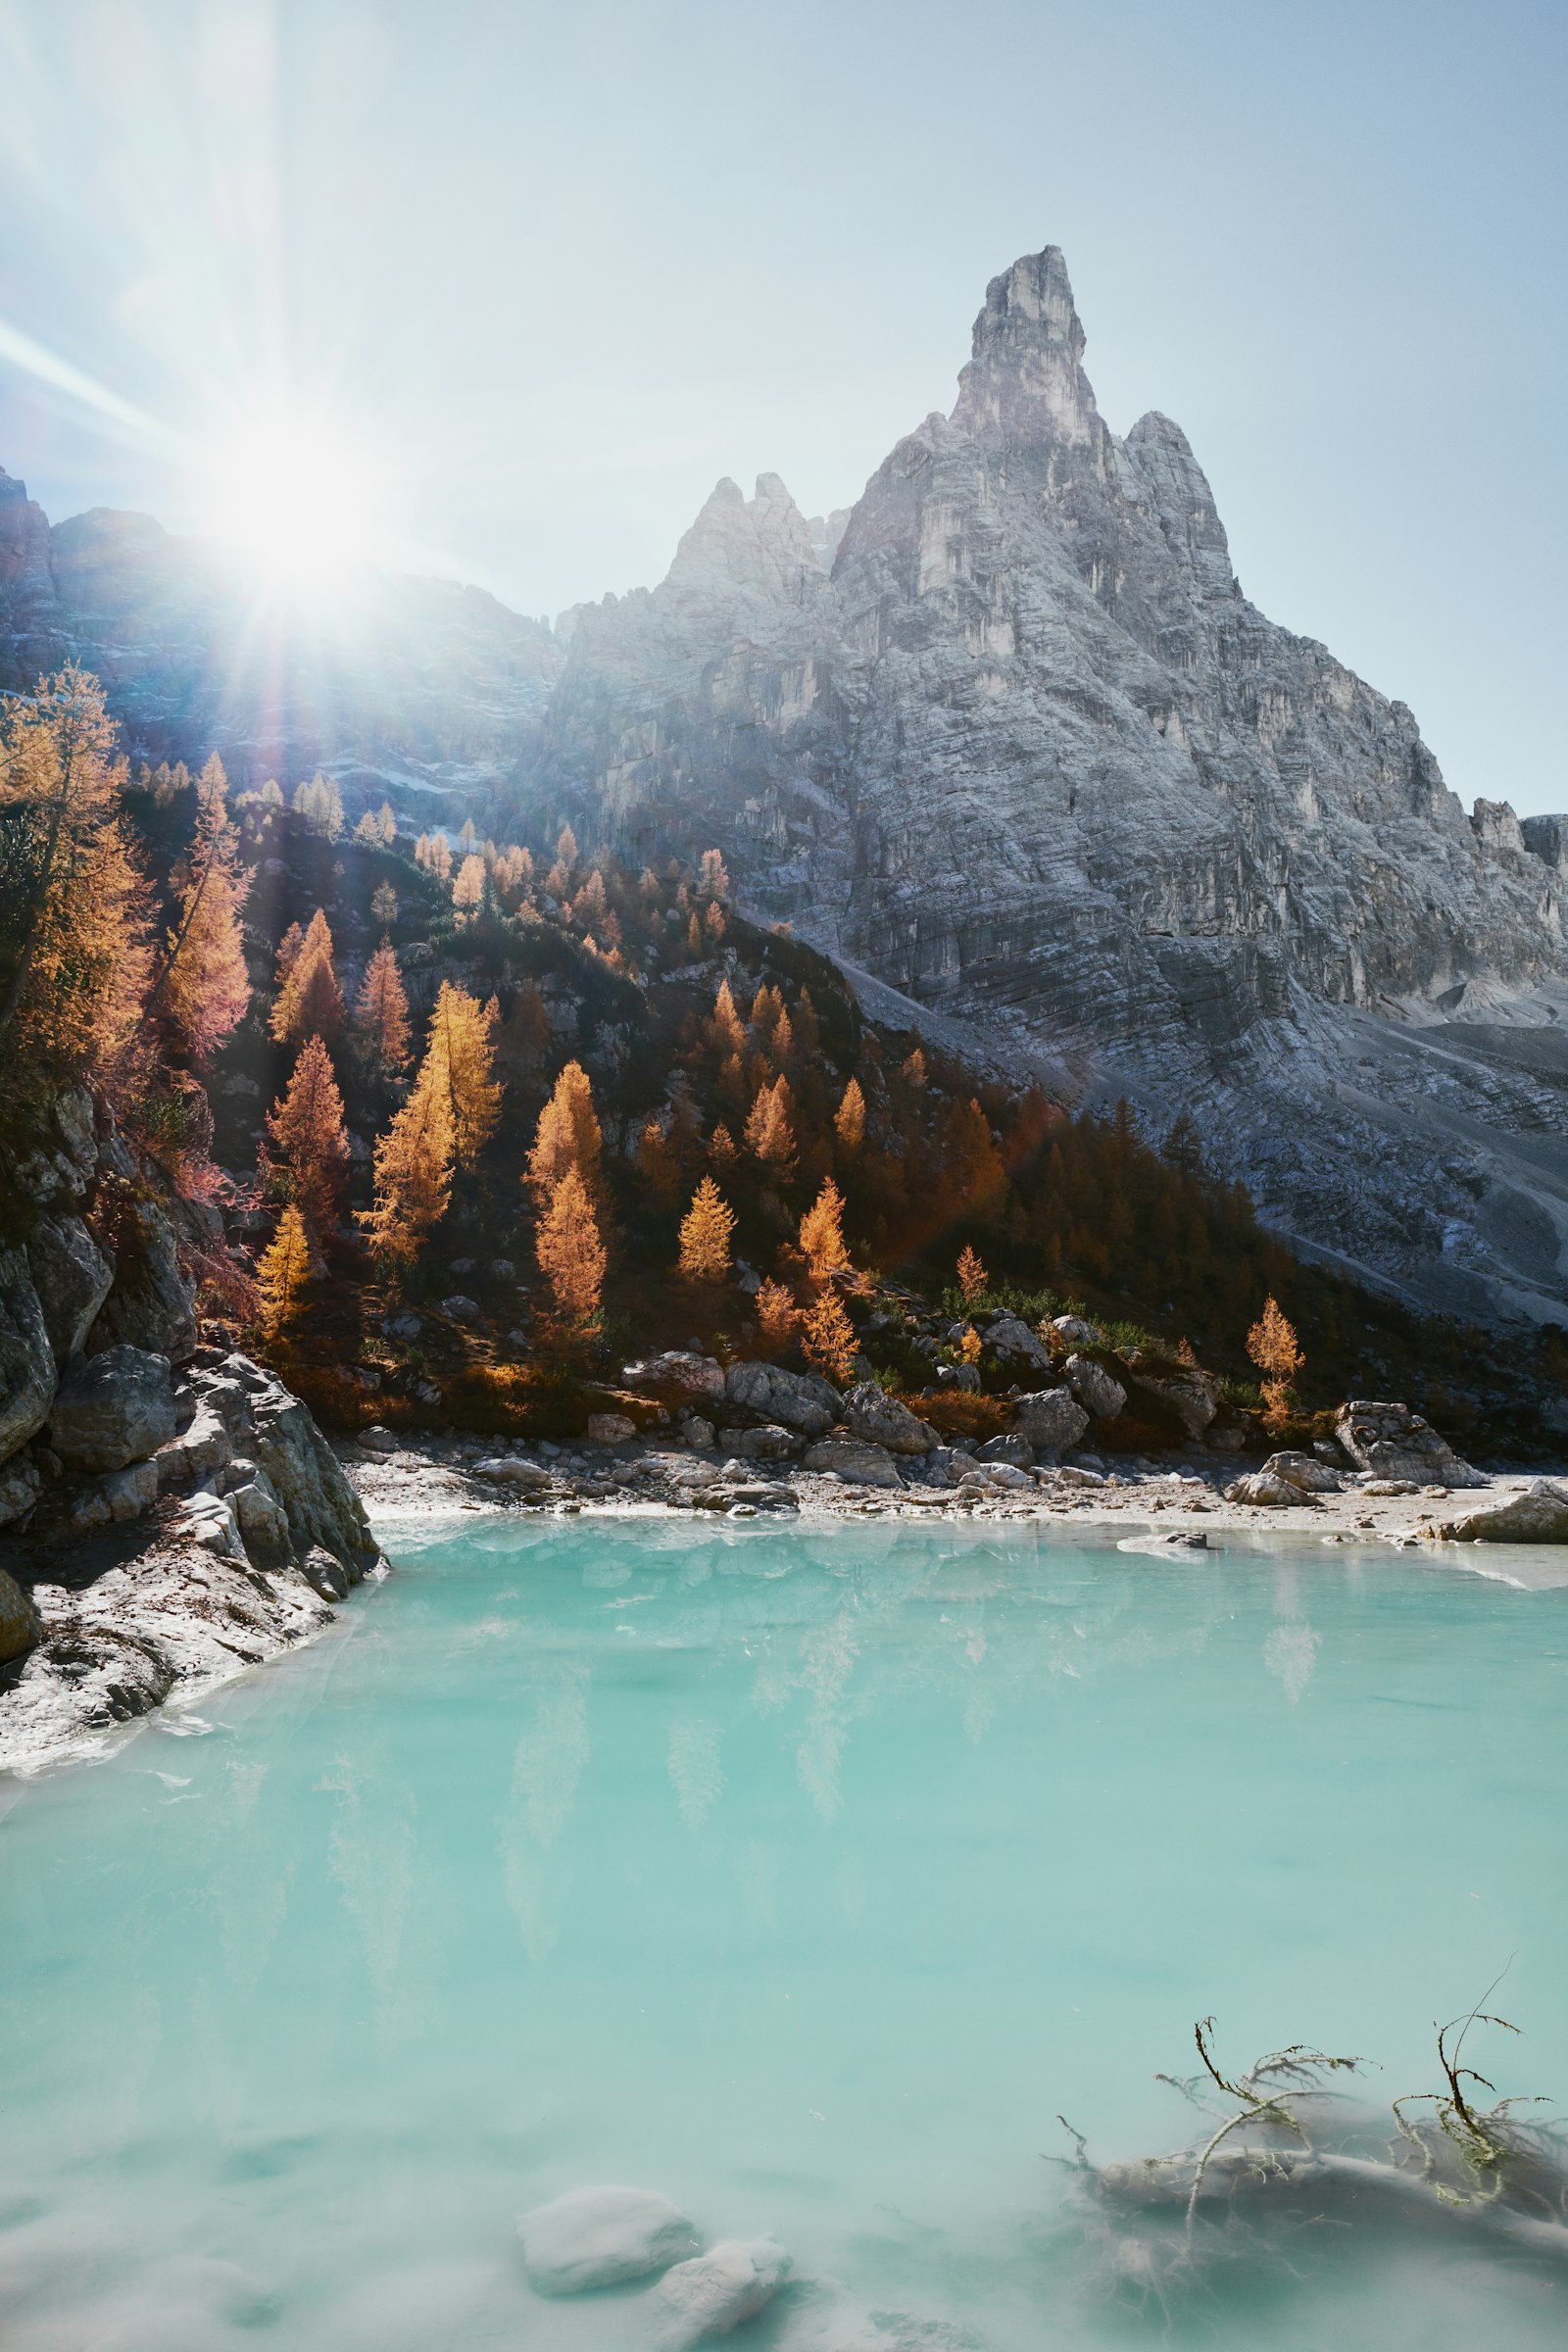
[354, 940, 412, 1080]
[271, 908, 344, 1049]
[536, 1165, 606, 1323]
[263, 1034, 350, 1236]
[359, 1062, 455, 1269]
[678, 1176, 736, 1283]
[155, 752, 251, 1067]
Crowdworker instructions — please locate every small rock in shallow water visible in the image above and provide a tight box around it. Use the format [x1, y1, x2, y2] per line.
[654, 2235, 791, 2346]
[517, 2184, 701, 2295]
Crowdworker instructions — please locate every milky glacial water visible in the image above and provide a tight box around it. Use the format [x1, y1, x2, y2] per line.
[4, 1515, 1568, 2351]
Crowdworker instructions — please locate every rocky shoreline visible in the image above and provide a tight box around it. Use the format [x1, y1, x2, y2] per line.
[6, 1337, 1565, 1778]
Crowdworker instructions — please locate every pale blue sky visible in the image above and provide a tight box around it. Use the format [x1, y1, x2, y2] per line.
[0, 0, 1563, 811]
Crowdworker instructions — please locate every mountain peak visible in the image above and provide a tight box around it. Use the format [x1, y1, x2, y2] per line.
[663, 471, 823, 605]
[951, 244, 1102, 447]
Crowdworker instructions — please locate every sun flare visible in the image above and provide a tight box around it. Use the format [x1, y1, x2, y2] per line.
[196, 398, 390, 585]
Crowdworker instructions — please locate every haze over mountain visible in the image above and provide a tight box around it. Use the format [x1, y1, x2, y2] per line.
[5, 246, 1568, 1329]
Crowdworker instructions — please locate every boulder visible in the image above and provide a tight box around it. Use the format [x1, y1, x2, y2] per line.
[517, 2186, 701, 2294]
[1063, 1352, 1127, 1420]
[0, 1247, 55, 1465]
[25, 1212, 114, 1365]
[358, 1425, 398, 1454]
[472, 1457, 554, 1491]
[0, 1567, 42, 1664]
[1436, 1481, 1568, 1543]
[1336, 1400, 1484, 1488]
[962, 1461, 1031, 1491]
[723, 1358, 841, 1435]
[716, 1423, 801, 1460]
[1261, 1449, 1344, 1494]
[101, 1460, 159, 1522]
[923, 1446, 971, 1484]
[211, 1355, 382, 1583]
[1128, 1363, 1221, 1439]
[442, 1294, 482, 1322]
[49, 1347, 175, 1471]
[803, 1435, 905, 1488]
[155, 1400, 232, 1485]
[1013, 1389, 1091, 1455]
[680, 1416, 717, 1450]
[586, 1412, 637, 1445]
[0, 1450, 42, 1528]
[1225, 1470, 1309, 1507]
[983, 1314, 1053, 1370]
[624, 1350, 727, 1401]
[977, 1432, 1033, 1467]
[840, 1381, 938, 1455]
[84, 1197, 196, 1360]
[654, 2236, 791, 2348]
[1051, 1315, 1101, 1347]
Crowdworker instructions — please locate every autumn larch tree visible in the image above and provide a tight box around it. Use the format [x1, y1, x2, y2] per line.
[1248, 1295, 1303, 1428]
[834, 1077, 865, 1156]
[756, 1277, 799, 1351]
[153, 752, 251, 1067]
[256, 1204, 311, 1339]
[678, 1177, 736, 1283]
[0, 662, 153, 1124]
[799, 1177, 852, 1282]
[263, 1034, 350, 1236]
[354, 940, 412, 1081]
[525, 1059, 602, 1200]
[271, 908, 344, 1048]
[359, 1061, 455, 1269]
[801, 1288, 857, 1382]
[536, 1164, 606, 1324]
[744, 1075, 797, 1170]
[370, 879, 398, 927]
[424, 981, 503, 1169]
[452, 854, 486, 921]
[956, 1244, 988, 1304]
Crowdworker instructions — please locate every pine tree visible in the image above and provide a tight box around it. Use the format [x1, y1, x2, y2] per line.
[376, 801, 397, 845]
[354, 940, 412, 1079]
[710, 979, 747, 1056]
[263, 1033, 350, 1235]
[801, 1289, 857, 1382]
[359, 1062, 455, 1267]
[698, 848, 729, 902]
[370, 880, 398, 926]
[256, 1204, 311, 1339]
[271, 908, 344, 1047]
[425, 981, 502, 1167]
[155, 753, 250, 1066]
[678, 1176, 736, 1283]
[525, 1059, 602, 1199]
[956, 1244, 988, 1303]
[710, 1121, 738, 1169]
[704, 900, 725, 941]
[536, 1165, 605, 1323]
[458, 815, 476, 852]
[799, 1177, 851, 1280]
[834, 1077, 865, 1154]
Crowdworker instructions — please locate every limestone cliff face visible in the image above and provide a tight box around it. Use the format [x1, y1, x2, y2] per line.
[532, 249, 1568, 1324]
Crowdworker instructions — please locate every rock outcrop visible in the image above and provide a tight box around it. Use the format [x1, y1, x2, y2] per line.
[1335, 1400, 1484, 1488]
[527, 248, 1568, 1327]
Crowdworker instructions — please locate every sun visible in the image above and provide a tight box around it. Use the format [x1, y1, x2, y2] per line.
[196, 397, 391, 586]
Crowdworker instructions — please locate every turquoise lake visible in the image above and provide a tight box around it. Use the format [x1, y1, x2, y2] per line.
[3, 1514, 1567, 2349]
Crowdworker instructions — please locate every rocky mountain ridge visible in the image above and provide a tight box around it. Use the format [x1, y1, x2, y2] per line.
[0, 466, 563, 827]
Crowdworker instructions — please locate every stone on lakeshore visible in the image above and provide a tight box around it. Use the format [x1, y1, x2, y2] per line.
[717, 1423, 801, 1460]
[723, 1358, 841, 1434]
[1127, 1363, 1222, 1439]
[48, 1346, 175, 1472]
[1063, 1352, 1127, 1420]
[472, 1457, 554, 1490]
[1436, 1480, 1568, 1543]
[624, 1351, 728, 1401]
[586, 1412, 638, 1445]
[963, 1461, 1031, 1490]
[654, 2235, 791, 2347]
[1261, 1449, 1344, 1493]
[1226, 1470, 1310, 1507]
[1013, 1389, 1090, 1455]
[977, 1432, 1033, 1467]
[0, 1567, 42, 1665]
[803, 1435, 905, 1488]
[359, 1425, 398, 1454]
[1336, 1400, 1484, 1488]
[517, 2184, 701, 2295]
[840, 1380, 938, 1454]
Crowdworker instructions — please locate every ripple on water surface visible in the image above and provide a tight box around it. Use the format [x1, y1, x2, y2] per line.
[3, 1517, 1567, 2350]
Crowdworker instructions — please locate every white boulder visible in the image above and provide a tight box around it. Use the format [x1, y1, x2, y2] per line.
[655, 2235, 791, 2346]
[517, 2184, 701, 2295]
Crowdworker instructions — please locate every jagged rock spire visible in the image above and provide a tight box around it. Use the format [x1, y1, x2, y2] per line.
[663, 472, 823, 606]
[950, 245, 1102, 445]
